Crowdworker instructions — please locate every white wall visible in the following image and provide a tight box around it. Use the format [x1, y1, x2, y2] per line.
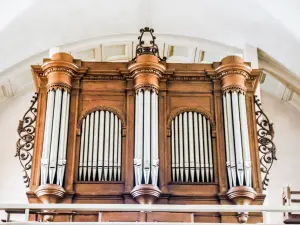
[261, 91, 300, 224]
[0, 89, 300, 224]
[0, 90, 33, 220]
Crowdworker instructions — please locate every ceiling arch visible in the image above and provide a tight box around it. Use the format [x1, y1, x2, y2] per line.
[0, 0, 300, 75]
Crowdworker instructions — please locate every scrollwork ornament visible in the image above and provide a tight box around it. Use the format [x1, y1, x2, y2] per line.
[15, 93, 38, 187]
[132, 27, 167, 62]
[255, 95, 277, 190]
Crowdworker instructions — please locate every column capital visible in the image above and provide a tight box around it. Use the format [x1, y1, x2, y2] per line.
[128, 54, 166, 92]
[41, 52, 79, 92]
[216, 56, 252, 93]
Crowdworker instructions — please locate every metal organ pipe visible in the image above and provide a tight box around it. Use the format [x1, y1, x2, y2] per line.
[98, 111, 105, 181]
[223, 94, 233, 188]
[170, 112, 214, 183]
[49, 89, 62, 184]
[78, 110, 122, 182]
[239, 93, 252, 187]
[57, 91, 70, 186]
[198, 114, 205, 181]
[41, 90, 55, 185]
[151, 91, 159, 186]
[92, 111, 99, 181]
[40, 89, 71, 186]
[144, 90, 151, 184]
[222, 91, 252, 187]
[133, 89, 160, 187]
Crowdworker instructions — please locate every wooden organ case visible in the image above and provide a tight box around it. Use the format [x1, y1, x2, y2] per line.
[26, 28, 265, 223]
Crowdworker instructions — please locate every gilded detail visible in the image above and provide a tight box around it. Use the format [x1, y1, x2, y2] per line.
[43, 67, 75, 77]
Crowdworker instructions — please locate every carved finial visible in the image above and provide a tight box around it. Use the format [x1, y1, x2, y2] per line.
[132, 27, 166, 62]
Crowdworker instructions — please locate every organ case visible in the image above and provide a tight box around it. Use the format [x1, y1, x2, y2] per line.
[25, 29, 264, 223]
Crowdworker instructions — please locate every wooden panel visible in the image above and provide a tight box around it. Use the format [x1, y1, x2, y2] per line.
[81, 94, 125, 113]
[73, 214, 98, 222]
[167, 81, 212, 93]
[194, 213, 220, 223]
[81, 80, 126, 91]
[74, 183, 124, 195]
[167, 184, 218, 196]
[168, 95, 211, 113]
[100, 212, 143, 222]
[147, 212, 193, 222]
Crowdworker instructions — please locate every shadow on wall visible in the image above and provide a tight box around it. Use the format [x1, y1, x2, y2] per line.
[0, 91, 33, 221]
[261, 91, 300, 224]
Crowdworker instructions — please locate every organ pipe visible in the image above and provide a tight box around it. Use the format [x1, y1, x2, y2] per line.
[223, 94, 233, 188]
[114, 115, 119, 181]
[144, 90, 151, 184]
[98, 111, 105, 181]
[41, 90, 55, 185]
[239, 93, 252, 187]
[133, 89, 160, 186]
[109, 113, 114, 181]
[49, 89, 62, 184]
[171, 120, 176, 181]
[178, 114, 184, 181]
[41, 88, 71, 186]
[183, 112, 189, 182]
[57, 91, 70, 186]
[193, 112, 200, 182]
[78, 110, 122, 182]
[170, 112, 214, 183]
[188, 112, 195, 182]
[88, 112, 94, 181]
[151, 91, 159, 186]
[117, 119, 122, 181]
[198, 114, 205, 181]
[222, 90, 252, 187]
[92, 111, 99, 181]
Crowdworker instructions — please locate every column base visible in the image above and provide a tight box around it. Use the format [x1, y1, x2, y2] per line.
[35, 184, 66, 221]
[130, 184, 161, 204]
[226, 186, 257, 223]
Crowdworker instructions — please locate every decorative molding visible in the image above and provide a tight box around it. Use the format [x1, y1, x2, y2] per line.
[15, 93, 38, 188]
[135, 84, 159, 93]
[254, 95, 277, 191]
[77, 105, 126, 132]
[218, 69, 249, 78]
[131, 69, 163, 78]
[165, 75, 211, 81]
[167, 107, 214, 128]
[47, 83, 71, 92]
[222, 85, 246, 94]
[43, 67, 75, 77]
[84, 75, 126, 80]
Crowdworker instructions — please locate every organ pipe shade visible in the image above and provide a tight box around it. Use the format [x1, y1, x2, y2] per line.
[134, 89, 159, 186]
[222, 91, 252, 188]
[41, 89, 70, 186]
[170, 112, 214, 183]
[78, 110, 122, 182]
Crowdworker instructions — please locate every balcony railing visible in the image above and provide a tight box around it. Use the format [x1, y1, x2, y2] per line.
[1, 203, 300, 224]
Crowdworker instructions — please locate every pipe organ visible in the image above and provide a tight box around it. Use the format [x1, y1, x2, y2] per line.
[170, 111, 214, 183]
[19, 28, 267, 223]
[78, 109, 122, 182]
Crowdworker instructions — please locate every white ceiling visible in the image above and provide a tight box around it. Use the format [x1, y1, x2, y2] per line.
[0, 0, 300, 75]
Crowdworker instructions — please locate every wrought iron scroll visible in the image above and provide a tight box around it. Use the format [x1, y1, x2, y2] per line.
[132, 27, 167, 62]
[254, 95, 277, 190]
[15, 93, 38, 187]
